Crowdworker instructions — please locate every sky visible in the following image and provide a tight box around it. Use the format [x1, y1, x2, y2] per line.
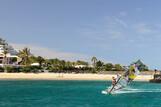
[0, 0, 161, 69]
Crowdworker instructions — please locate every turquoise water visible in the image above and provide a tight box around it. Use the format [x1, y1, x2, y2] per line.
[0, 80, 161, 107]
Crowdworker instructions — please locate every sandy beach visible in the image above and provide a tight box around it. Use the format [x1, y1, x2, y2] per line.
[0, 73, 153, 81]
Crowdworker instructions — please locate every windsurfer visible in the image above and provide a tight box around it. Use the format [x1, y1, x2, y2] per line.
[104, 64, 140, 94]
[128, 64, 140, 82]
[112, 76, 116, 85]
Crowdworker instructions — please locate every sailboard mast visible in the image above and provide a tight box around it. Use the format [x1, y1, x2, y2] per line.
[104, 64, 140, 94]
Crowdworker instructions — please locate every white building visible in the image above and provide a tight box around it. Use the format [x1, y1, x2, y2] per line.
[74, 65, 87, 68]
[31, 63, 40, 66]
[0, 45, 21, 66]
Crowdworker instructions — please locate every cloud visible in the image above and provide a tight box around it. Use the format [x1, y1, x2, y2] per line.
[80, 13, 161, 51]
[136, 8, 143, 12]
[108, 30, 122, 39]
[80, 15, 129, 43]
[114, 17, 128, 28]
[105, 16, 127, 28]
[79, 15, 129, 51]
[103, 16, 128, 40]
[119, 11, 127, 17]
[134, 23, 157, 34]
[11, 43, 89, 61]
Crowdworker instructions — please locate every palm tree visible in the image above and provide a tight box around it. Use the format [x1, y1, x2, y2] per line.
[18, 47, 31, 66]
[3, 49, 8, 65]
[91, 56, 97, 68]
[0, 38, 7, 45]
[37, 56, 45, 68]
[2, 45, 9, 72]
[29, 55, 38, 63]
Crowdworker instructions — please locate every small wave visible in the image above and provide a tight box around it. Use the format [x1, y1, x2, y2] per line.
[113, 88, 161, 94]
[101, 87, 161, 95]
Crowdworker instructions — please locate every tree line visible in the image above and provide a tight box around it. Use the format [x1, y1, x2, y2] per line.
[0, 38, 149, 73]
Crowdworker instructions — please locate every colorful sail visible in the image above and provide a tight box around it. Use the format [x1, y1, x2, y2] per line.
[102, 64, 140, 94]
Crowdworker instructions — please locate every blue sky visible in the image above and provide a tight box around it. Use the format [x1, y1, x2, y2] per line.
[0, 0, 161, 69]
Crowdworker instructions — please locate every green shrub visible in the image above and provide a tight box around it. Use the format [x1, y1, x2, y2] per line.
[19, 66, 42, 73]
[4, 66, 20, 73]
[0, 67, 4, 72]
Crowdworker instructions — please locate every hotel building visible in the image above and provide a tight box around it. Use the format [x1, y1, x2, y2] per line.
[0, 45, 21, 66]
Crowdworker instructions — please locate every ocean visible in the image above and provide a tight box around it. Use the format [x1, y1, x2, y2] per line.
[0, 80, 161, 107]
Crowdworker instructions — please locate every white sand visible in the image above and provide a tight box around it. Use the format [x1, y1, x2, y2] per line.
[0, 73, 153, 81]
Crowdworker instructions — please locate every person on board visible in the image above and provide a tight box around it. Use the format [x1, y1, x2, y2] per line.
[128, 64, 140, 82]
[112, 76, 117, 86]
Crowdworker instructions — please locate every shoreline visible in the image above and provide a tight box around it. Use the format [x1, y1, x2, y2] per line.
[0, 73, 153, 81]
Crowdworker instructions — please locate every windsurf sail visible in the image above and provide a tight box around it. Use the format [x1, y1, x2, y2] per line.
[103, 64, 140, 94]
